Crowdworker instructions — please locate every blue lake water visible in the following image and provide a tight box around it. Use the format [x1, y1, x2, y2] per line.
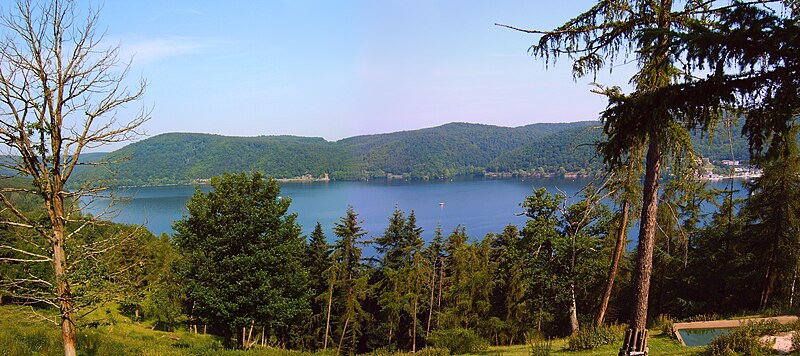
[82, 177, 746, 248]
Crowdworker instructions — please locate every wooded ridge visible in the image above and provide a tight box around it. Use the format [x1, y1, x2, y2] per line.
[76, 121, 751, 187]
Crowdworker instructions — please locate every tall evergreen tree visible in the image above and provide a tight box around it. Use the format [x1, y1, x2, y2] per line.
[401, 211, 428, 352]
[173, 172, 310, 348]
[331, 207, 370, 354]
[375, 208, 407, 349]
[743, 125, 800, 309]
[424, 224, 447, 337]
[490, 225, 529, 345]
[441, 227, 493, 330]
[306, 222, 332, 349]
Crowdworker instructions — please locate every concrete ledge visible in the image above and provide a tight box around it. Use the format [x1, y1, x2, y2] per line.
[673, 316, 799, 346]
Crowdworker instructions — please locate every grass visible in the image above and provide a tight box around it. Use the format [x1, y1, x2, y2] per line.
[0, 304, 306, 355]
[462, 331, 695, 356]
[0, 304, 697, 355]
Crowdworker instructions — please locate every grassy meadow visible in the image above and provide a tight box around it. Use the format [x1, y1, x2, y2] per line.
[0, 305, 695, 355]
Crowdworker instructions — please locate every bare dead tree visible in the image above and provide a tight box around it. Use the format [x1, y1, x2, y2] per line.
[0, 0, 147, 354]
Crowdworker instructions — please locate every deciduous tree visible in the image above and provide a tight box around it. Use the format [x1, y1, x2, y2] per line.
[0, 0, 146, 354]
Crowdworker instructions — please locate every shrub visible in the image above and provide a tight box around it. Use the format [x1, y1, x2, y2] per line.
[566, 325, 621, 351]
[428, 328, 488, 355]
[685, 313, 721, 322]
[528, 336, 552, 356]
[654, 314, 675, 339]
[702, 329, 773, 356]
[701, 321, 782, 356]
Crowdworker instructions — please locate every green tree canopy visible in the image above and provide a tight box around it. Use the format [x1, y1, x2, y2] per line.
[173, 172, 309, 348]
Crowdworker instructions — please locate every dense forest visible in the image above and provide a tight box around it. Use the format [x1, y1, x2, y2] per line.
[3, 0, 800, 355]
[5, 165, 799, 354]
[75, 121, 752, 187]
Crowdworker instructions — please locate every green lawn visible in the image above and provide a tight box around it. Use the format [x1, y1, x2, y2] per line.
[473, 332, 696, 355]
[0, 304, 698, 355]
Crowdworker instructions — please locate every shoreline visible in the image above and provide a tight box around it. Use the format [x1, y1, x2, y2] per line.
[101, 171, 758, 189]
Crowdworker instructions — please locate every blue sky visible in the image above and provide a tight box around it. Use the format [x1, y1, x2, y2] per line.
[95, 0, 637, 145]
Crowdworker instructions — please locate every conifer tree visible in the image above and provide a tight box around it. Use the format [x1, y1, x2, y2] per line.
[503, 0, 799, 336]
[491, 225, 529, 345]
[424, 224, 446, 337]
[401, 211, 428, 352]
[331, 207, 370, 354]
[743, 125, 800, 309]
[375, 208, 407, 349]
[306, 222, 331, 349]
[442, 227, 493, 330]
[174, 172, 309, 348]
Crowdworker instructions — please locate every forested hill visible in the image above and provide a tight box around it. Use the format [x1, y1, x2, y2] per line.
[76, 121, 751, 186]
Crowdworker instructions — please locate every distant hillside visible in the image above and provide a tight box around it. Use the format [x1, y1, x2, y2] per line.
[75, 121, 755, 187]
[79, 133, 356, 186]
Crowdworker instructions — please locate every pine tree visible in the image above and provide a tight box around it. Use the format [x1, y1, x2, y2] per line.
[491, 225, 529, 345]
[375, 208, 407, 349]
[401, 211, 428, 352]
[424, 224, 446, 337]
[331, 207, 370, 354]
[306, 222, 332, 349]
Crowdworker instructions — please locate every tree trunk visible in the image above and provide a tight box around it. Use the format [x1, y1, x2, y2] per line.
[247, 320, 254, 348]
[426, 259, 436, 338]
[338, 316, 350, 355]
[388, 323, 393, 349]
[761, 241, 779, 309]
[323, 277, 335, 350]
[629, 138, 662, 331]
[241, 326, 246, 349]
[437, 263, 444, 328]
[597, 199, 629, 325]
[51, 196, 77, 356]
[412, 298, 418, 353]
[790, 269, 797, 309]
[568, 283, 579, 335]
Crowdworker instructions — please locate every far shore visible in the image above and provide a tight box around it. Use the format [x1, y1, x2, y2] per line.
[102, 170, 759, 189]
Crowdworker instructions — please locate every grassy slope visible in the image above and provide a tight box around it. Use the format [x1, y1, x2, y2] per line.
[0, 305, 694, 355]
[0, 305, 305, 356]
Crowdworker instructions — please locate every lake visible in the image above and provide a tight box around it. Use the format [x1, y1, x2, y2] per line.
[82, 177, 746, 246]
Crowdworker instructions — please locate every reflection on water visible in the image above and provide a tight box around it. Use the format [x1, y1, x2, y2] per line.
[678, 327, 735, 347]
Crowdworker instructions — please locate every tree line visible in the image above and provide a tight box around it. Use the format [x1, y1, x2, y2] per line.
[8, 156, 794, 353]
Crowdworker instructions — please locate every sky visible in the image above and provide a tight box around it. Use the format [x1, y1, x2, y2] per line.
[92, 0, 638, 148]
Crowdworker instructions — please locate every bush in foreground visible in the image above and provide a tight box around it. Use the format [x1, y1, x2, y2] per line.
[566, 324, 623, 351]
[428, 328, 488, 354]
[701, 321, 785, 356]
